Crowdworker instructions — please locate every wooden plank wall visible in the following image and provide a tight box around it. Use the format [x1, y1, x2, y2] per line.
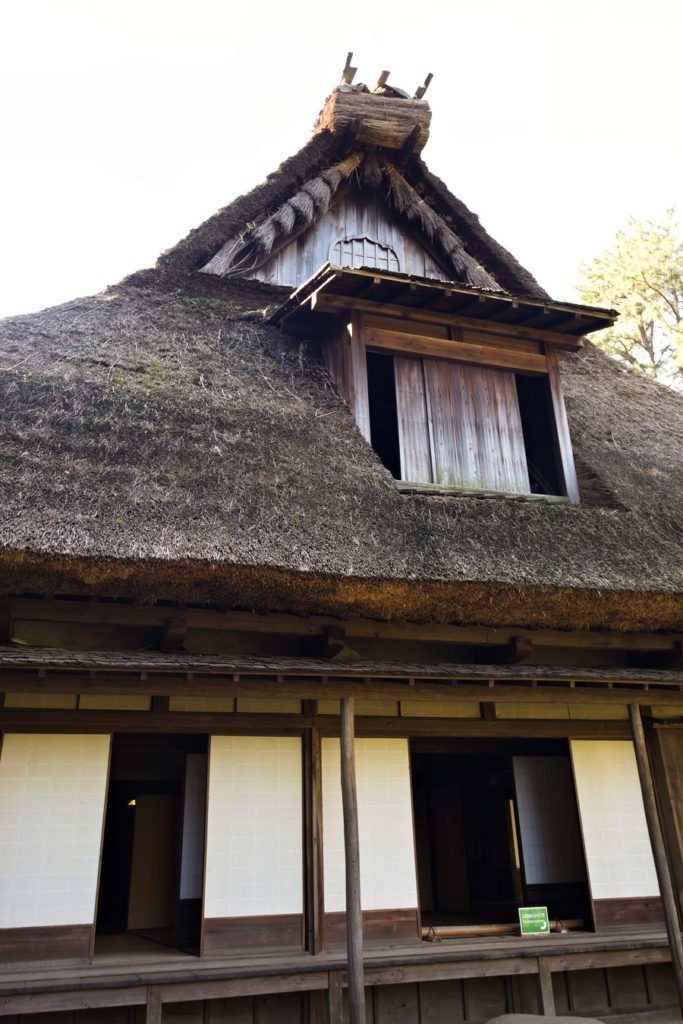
[394, 357, 432, 483]
[251, 191, 452, 287]
[2, 965, 677, 1023]
[394, 357, 530, 492]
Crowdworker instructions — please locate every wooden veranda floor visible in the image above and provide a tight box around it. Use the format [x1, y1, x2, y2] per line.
[0, 926, 674, 1019]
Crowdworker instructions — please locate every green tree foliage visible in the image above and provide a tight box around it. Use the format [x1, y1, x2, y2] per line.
[576, 210, 683, 388]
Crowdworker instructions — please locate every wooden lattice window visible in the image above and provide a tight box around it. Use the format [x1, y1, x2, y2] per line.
[330, 236, 400, 273]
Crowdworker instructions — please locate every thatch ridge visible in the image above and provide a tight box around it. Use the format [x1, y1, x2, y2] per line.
[1, 277, 681, 628]
[159, 127, 550, 296]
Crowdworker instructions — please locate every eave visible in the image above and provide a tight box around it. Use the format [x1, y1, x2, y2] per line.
[272, 264, 618, 348]
[0, 552, 681, 635]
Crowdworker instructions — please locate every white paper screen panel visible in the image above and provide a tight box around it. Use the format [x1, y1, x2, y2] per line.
[394, 357, 530, 493]
[571, 740, 659, 899]
[322, 737, 418, 913]
[0, 733, 110, 929]
[204, 736, 303, 918]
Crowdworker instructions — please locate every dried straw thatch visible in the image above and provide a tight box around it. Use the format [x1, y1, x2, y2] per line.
[0, 276, 681, 631]
[160, 128, 548, 298]
[383, 165, 499, 289]
[202, 153, 363, 277]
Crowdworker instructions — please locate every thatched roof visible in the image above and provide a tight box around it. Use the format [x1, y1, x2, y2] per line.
[159, 127, 548, 300]
[1, 275, 681, 631]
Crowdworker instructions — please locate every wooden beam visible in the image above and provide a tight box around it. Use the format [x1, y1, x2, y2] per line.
[340, 697, 366, 1024]
[7, 596, 682, 651]
[629, 703, 683, 1015]
[313, 293, 586, 350]
[364, 325, 547, 375]
[1, 673, 682, 707]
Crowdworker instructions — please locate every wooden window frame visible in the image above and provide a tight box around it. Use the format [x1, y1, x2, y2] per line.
[323, 310, 579, 503]
[329, 236, 401, 274]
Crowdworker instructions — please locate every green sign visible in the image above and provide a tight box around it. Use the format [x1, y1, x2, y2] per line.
[519, 906, 550, 935]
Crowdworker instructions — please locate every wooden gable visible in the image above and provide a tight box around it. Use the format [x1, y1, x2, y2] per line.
[248, 188, 453, 288]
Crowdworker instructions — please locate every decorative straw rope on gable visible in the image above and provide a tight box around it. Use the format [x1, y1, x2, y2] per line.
[202, 153, 364, 277]
[201, 152, 499, 290]
[383, 165, 500, 290]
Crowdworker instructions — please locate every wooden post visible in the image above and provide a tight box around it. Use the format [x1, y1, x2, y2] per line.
[340, 696, 366, 1024]
[537, 957, 555, 1016]
[304, 722, 325, 954]
[327, 970, 344, 1024]
[629, 703, 683, 1014]
[146, 985, 162, 1024]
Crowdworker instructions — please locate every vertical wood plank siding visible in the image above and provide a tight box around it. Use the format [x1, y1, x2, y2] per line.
[395, 356, 529, 492]
[250, 192, 452, 287]
[395, 357, 433, 483]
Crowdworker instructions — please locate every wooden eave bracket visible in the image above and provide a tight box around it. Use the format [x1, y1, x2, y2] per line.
[484, 637, 533, 665]
[162, 614, 187, 652]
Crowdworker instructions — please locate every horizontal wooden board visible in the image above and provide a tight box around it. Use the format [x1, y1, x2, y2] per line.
[362, 313, 544, 354]
[593, 897, 665, 929]
[325, 908, 420, 945]
[202, 914, 303, 954]
[314, 293, 585, 349]
[0, 923, 92, 962]
[364, 327, 547, 375]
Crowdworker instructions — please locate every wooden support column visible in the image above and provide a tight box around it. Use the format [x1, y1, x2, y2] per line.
[327, 970, 344, 1024]
[629, 703, 683, 1014]
[340, 696, 366, 1024]
[304, 719, 325, 954]
[536, 957, 555, 1016]
[146, 985, 162, 1024]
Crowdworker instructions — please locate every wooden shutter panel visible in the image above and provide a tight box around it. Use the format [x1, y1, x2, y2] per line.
[396, 355, 530, 493]
[394, 356, 432, 483]
[423, 360, 481, 489]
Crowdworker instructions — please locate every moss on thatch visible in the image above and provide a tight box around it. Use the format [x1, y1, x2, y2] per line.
[0, 275, 681, 629]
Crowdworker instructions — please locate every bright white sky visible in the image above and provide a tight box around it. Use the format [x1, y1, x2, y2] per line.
[2, 0, 682, 318]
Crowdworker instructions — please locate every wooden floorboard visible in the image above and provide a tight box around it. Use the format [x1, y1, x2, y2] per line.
[0, 928, 670, 993]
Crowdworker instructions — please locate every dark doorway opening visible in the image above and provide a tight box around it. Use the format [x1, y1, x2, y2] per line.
[516, 374, 563, 496]
[367, 350, 401, 479]
[95, 734, 208, 957]
[411, 738, 591, 931]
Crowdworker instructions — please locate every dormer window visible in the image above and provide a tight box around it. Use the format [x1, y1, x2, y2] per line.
[330, 236, 400, 273]
[274, 266, 618, 505]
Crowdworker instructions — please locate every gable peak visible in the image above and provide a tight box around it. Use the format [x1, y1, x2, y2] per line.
[313, 57, 432, 156]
